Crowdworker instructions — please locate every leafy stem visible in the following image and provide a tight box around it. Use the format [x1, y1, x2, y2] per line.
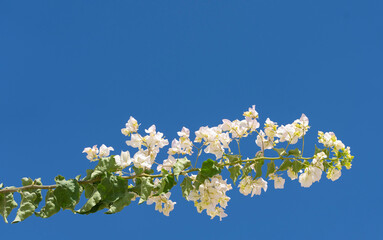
[0, 155, 313, 195]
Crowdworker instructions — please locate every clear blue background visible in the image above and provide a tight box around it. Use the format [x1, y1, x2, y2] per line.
[1, 1, 382, 239]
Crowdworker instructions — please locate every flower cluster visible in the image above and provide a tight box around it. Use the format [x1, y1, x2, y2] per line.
[78, 105, 353, 220]
[194, 126, 232, 159]
[82, 144, 114, 161]
[188, 175, 232, 220]
[157, 127, 193, 172]
[147, 192, 176, 216]
[269, 173, 285, 189]
[318, 131, 350, 155]
[238, 176, 268, 197]
[124, 124, 169, 170]
[299, 152, 326, 188]
[318, 131, 353, 177]
[276, 114, 309, 145]
[255, 118, 278, 152]
[121, 116, 139, 136]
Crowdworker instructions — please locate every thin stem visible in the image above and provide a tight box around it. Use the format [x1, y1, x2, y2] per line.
[285, 141, 291, 152]
[254, 129, 265, 156]
[302, 134, 305, 157]
[194, 143, 206, 168]
[236, 139, 241, 156]
[194, 148, 202, 168]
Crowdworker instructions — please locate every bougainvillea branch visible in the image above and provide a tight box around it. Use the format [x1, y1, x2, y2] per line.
[0, 106, 354, 223]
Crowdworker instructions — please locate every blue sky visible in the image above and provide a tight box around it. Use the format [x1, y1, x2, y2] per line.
[1, 1, 382, 239]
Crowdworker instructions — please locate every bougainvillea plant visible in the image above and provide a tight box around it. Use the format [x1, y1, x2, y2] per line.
[0, 106, 353, 223]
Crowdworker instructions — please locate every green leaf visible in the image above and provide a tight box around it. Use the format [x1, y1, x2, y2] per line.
[54, 176, 82, 211]
[81, 169, 99, 199]
[292, 161, 305, 174]
[158, 174, 176, 194]
[200, 159, 222, 178]
[173, 157, 191, 179]
[77, 190, 102, 215]
[12, 178, 43, 224]
[228, 166, 241, 185]
[278, 159, 292, 172]
[195, 159, 222, 188]
[35, 189, 60, 218]
[82, 182, 97, 199]
[37, 176, 81, 218]
[137, 177, 154, 203]
[132, 167, 154, 178]
[132, 166, 144, 175]
[323, 148, 330, 158]
[323, 161, 331, 172]
[90, 156, 119, 179]
[105, 192, 135, 214]
[81, 169, 94, 182]
[97, 174, 134, 214]
[97, 174, 127, 202]
[287, 148, 301, 157]
[0, 190, 18, 223]
[241, 162, 253, 179]
[79, 173, 134, 215]
[253, 159, 264, 179]
[273, 148, 287, 157]
[314, 145, 322, 155]
[180, 177, 193, 199]
[224, 154, 241, 163]
[266, 161, 276, 178]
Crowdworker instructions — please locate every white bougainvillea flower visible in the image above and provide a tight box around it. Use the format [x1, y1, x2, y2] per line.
[330, 169, 342, 181]
[238, 176, 268, 197]
[98, 144, 114, 158]
[334, 140, 345, 151]
[177, 127, 190, 139]
[167, 139, 182, 155]
[269, 173, 285, 189]
[255, 130, 274, 151]
[206, 207, 228, 221]
[312, 152, 326, 171]
[147, 192, 176, 216]
[327, 167, 342, 181]
[126, 134, 144, 149]
[144, 125, 169, 149]
[132, 150, 152, 169]
[195, 125, 231, 159]
[145, 124, 156, 135]
[121, 116, 139, 136]
[167, 132, 193, 156]
[251, 178, 268, 196]
[157, 155, 177, 172]
[114, 151, 132, 169]
[175, 127, 193, 155]
[318, 131, 337, 148]
[287, 168, 298, 180]
[264, 118, 278, 138]
[220, 119, 253, 138]
[299, 165, 323, 188]
[246, 117, 260, 132]
[187, 175, 232, 220]
[82, 145, 99, 161]
[277, 124, 300, 144]
[82, 146, 97, 161]
[293, 114, 310, 137]
[243, 105, 258, 119]
[276, 114, 309, 144]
